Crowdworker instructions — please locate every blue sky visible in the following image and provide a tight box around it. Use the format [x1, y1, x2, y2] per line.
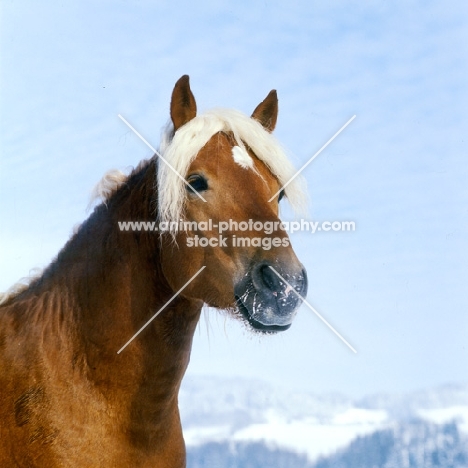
[1, 0, 467, 398]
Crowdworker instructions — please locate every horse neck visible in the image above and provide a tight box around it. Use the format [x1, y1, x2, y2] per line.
[30, 159, 202, 404]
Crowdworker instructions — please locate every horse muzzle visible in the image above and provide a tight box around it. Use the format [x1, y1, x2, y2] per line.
[234, 261, 308, 332]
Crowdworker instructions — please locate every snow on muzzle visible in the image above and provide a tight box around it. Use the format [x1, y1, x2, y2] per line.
[234, 261, 308, 332]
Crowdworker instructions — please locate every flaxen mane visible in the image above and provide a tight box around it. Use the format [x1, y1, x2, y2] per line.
[157, 108, 307, 230]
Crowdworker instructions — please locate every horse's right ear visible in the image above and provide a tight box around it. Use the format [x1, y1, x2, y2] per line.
[251, 90, 278, 132]
[171, 75, 197, 131]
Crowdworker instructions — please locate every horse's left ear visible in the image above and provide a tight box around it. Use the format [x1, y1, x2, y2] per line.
[251, 90, 278, 132]
[171, 75, 197, 131]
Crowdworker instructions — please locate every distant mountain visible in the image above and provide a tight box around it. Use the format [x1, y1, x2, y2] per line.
[180, 376, 468, 466]
[187, 441, 313, 468]
[357, 382, 468, 419]
[313, 421, 468, 468]
[186, 421, 468, 468]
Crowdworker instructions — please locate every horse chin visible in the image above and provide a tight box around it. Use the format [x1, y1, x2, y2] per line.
[234, 296, 293, 334]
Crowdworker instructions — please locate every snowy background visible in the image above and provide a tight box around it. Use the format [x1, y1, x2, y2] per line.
[180, 376, 468, 466]
[1, 0, 467, 463]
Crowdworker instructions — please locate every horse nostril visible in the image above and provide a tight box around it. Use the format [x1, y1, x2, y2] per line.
[252, 262, 308, 299]
[260, 265, 280, 291]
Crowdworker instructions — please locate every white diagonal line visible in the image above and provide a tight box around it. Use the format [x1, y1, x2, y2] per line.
[268, 266, 357, 353]
[269, 115, 356, 202]
[117, 266, 206, 354]
[118, 114, 207, 203]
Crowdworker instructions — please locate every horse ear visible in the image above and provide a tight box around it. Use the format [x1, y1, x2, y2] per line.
[170, 75, 197, 131]
[251, 90, 278, 132]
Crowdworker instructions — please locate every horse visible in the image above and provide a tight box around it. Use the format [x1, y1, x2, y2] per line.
[0, 75, 308, 467]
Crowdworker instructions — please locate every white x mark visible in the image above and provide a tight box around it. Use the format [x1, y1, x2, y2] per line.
[118, 114, 207, 203]
[269, 266, 357, 353]
[269, 115, 356, 202]
[117, 266, 206, 354]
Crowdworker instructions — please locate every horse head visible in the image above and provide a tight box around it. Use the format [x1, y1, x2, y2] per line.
[159, 75, 308, 332]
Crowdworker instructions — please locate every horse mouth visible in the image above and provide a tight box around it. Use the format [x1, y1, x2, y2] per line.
[233, 262, 307, 333]
[235, 296, 292, 333]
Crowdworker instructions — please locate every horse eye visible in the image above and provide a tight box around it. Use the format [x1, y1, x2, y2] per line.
[186, 174, 208, 194]
[278, 189, 285, 202]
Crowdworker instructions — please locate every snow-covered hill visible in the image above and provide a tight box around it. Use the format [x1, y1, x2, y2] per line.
[179, 376, 468, 464]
